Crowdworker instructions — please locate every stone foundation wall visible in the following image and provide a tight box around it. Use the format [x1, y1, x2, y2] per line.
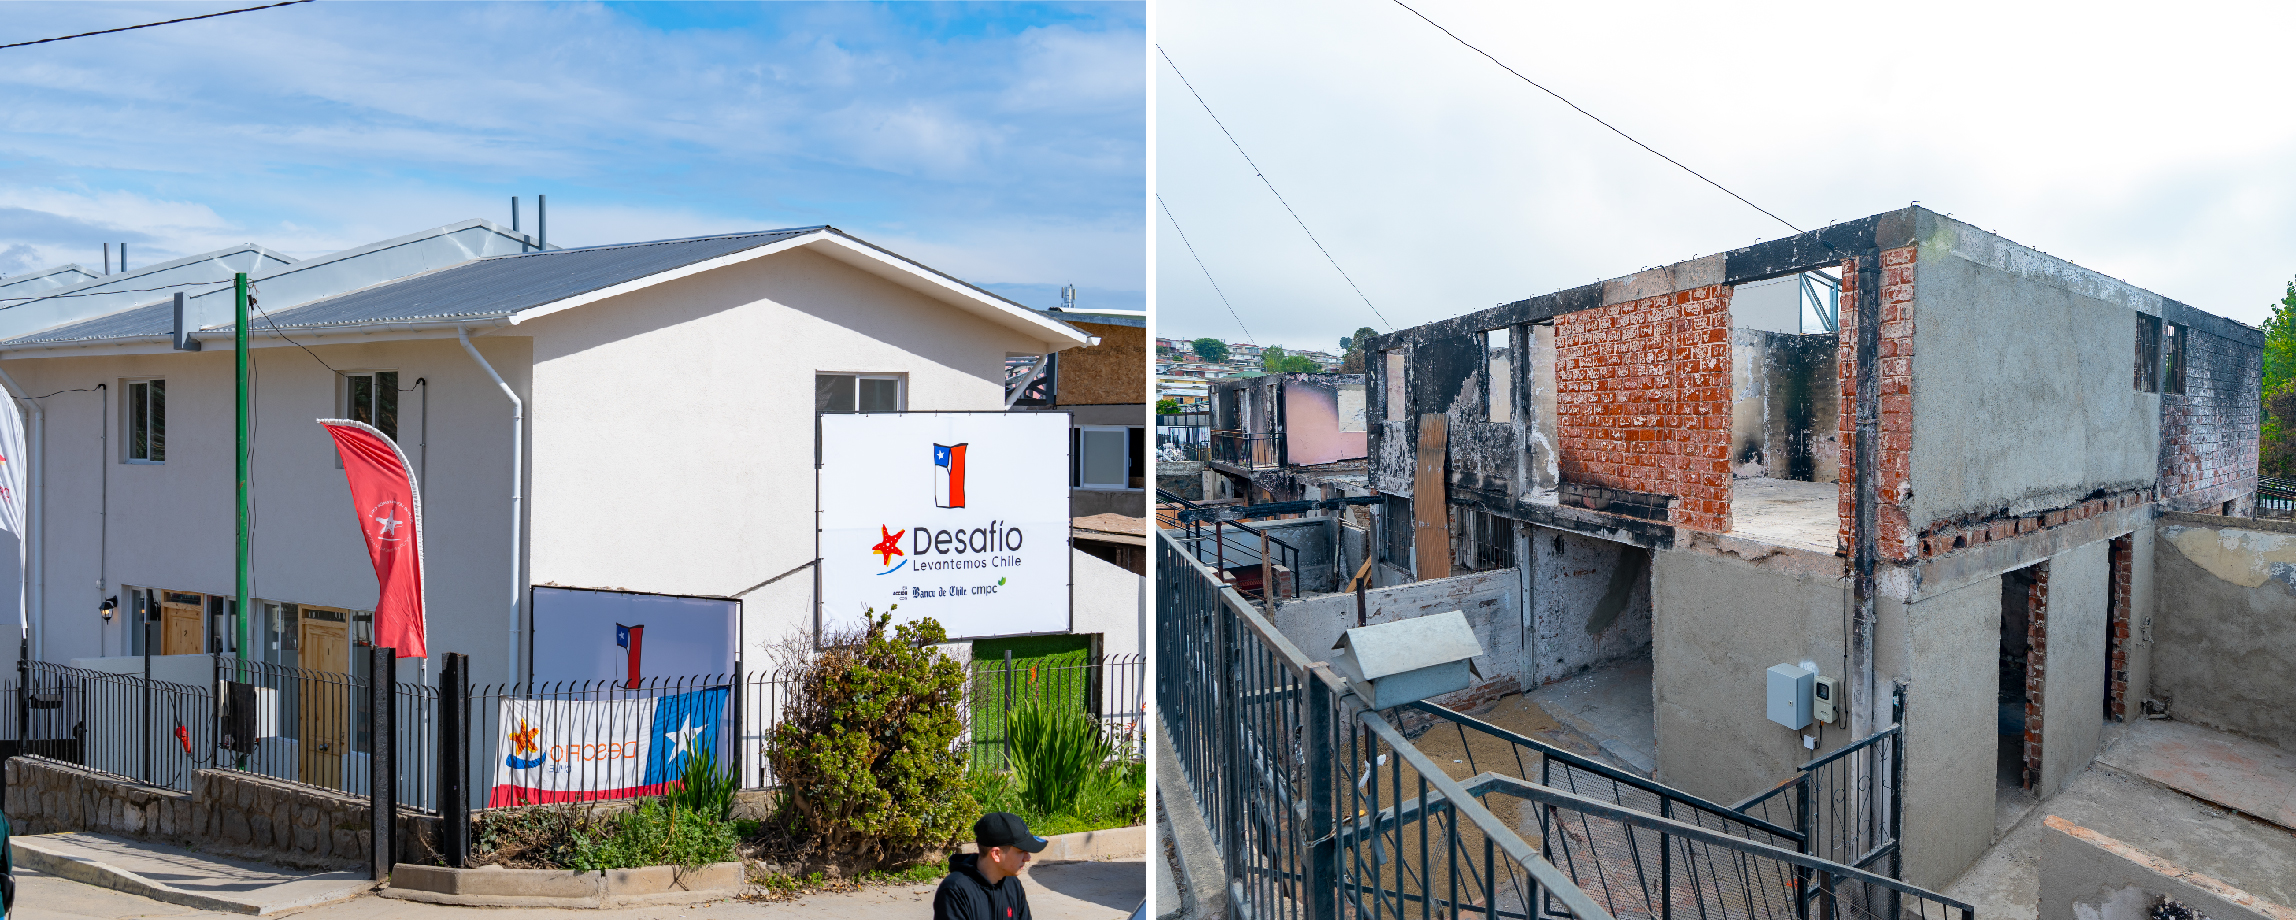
[5, 755, 441, 869]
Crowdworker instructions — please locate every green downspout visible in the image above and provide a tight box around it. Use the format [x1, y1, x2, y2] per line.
[235, 273, 250, 680]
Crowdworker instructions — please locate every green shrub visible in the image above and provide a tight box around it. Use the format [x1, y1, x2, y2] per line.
[568, 799, 738, 871]
[670, 744, 739, 821]
[766, 610, 976, 872]
[1008, 693, 1115, 817]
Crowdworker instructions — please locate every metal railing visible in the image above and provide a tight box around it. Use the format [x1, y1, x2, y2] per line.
[7, 662, 212, 792]
[1158, 488, 1302, 601]
[1731, 705, 1905, 880]
[2258, 477, 2296, 515]
[966, 653, 1146, 773]
[211, 657, 440, 813]
[1213, 429, 1282, 470]
[1158, 527, 1972, 920]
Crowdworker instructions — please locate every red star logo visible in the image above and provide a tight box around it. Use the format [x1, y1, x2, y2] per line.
[871, 526, 905, 566]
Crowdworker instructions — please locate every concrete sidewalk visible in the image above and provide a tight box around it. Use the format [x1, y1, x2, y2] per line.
[13, 858, 1143, 919]
[10, 832, 373, 915]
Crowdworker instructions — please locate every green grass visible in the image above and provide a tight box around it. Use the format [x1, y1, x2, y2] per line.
[967, 756, 1145, 838]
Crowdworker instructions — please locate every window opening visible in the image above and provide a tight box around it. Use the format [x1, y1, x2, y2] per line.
[2162, 322, 2188, 395]
[342, 371, 399, 441]
[1455, 506, 1515, 571]
[1384, 351, 1406, 421]
[125, 379, 165, 462]
[1077, 426, 1131, 489]
[2134, 314, 2161, 392]
[1486, 329, 1513, 423]
[1380, 495, 1412, 568]
[815, 373, 905, 413]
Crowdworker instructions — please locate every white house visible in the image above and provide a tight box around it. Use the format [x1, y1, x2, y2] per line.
[0, 224, 1130, 703]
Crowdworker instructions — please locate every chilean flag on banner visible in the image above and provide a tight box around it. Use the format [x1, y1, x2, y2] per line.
[319, 418, 427, 658]
[933, 442, 967, 508]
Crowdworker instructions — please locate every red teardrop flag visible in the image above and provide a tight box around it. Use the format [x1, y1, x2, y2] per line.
[320, 418, 427, 658]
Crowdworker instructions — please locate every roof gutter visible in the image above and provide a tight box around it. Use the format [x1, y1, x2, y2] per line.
[458, 327, 525, 687]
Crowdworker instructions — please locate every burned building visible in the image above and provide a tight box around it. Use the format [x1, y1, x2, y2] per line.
[1206, 372, 1369, 504]
[1355, 206, 2262, 888]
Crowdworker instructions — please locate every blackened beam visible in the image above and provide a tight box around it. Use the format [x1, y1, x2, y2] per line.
[1448, 485, 1675, 550]
[1171, 495, 1384, 523]
[1362, 207, 1923, 354]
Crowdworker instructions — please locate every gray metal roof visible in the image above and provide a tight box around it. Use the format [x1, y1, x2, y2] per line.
[251, 226, 827, 331]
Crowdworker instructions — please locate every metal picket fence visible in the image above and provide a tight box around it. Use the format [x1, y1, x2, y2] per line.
[1157, 526, 1974, 920]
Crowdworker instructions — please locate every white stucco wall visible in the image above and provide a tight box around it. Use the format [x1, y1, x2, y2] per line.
[513, 246, 1073, 668]
[0, 335, 525, 683]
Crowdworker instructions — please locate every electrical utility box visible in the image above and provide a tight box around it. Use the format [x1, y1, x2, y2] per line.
[1811, 675, 1841, 725]
[1767, 663, 1813, 729]
[1331, 610, 1486, 710]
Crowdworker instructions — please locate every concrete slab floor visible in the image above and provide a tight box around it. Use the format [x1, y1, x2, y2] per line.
[1729, 477, 1838, 555]
[2099, 719, 2296, 832]
[1528, 656, 1657, 776]
[13, 860, 1144, 920]
[1946, 729, 2296, 920]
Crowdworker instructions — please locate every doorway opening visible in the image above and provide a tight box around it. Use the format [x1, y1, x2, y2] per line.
[1999, 562, 2049, 795]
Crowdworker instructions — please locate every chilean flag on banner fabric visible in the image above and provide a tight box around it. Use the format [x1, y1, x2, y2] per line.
[319, 418, 427, 658]
[488, 686, 728, 806]
[933, 443, 967, 508]
[616, 624, 645, 688]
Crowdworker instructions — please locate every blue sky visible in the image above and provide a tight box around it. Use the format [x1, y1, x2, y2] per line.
[0, 1, 1145, 310]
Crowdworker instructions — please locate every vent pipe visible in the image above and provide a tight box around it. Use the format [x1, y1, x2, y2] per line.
[103, 243, 110, 275]
[119, 244, 126, 273]
[537, 195, 547, 250]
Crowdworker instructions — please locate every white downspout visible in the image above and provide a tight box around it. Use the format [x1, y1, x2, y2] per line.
[0, 363, 42, 662]
[458, 329, 523, 686]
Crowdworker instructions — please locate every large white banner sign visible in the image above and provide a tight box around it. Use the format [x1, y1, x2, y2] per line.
[530, 588, 738, 686]
[819, 412, 1070, 640]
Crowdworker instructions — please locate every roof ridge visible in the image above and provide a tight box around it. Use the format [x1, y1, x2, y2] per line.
[482, 225, 835, 260]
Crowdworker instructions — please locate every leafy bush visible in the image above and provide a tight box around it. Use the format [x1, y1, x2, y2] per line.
[766, 610, 976, 872]
[670, 744, 739, 821]
[964, 755, 1144, 838]
[570, 799, 738, 871]
[1008, 693, 1115, 817]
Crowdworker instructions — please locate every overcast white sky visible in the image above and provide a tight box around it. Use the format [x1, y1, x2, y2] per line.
[1155, 0, 2296, 354]
[0, 2, 1144, 311]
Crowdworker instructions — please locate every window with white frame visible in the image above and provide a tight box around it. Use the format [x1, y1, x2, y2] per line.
[341, 371, 399, 441]
[124, 379, 165, 462]
[816, 373, 904, 413]
[1075, 426, 1132, 489]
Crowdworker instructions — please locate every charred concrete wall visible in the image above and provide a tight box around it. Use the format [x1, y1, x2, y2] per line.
[1270, 567, 1525, 702]
[1528, 526, 1652, 687]
[1835, 246, 1917, 559]
[2159, 316, 2263, 514]
[2151, 513, 2296, 748]
[1730, 327, 1839, 483]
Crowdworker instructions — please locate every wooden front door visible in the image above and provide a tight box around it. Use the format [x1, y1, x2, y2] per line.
[160, 592, 204, 656]
[299, 607, 351, 789]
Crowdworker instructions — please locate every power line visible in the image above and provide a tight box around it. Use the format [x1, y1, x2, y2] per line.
[1158, 194, 1256, 346]
[1385, 0, 1802, 234]
[1157, 45, 1394, 332]
[0, 1, 316, 52]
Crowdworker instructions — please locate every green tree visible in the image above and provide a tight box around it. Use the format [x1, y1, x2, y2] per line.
[1261, 345, 1288, 371]
[2262, 281, 2296, 477]
[1190, 338, 1228, 363]
[1341, 326, 1378, 374]
[1278, 355, 1318, 373]
[1156, 397, 1181, 415]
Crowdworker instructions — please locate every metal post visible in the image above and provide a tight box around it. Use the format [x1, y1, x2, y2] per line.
[1890, 683, 1908, 902]
[1356, 578, 1367, 628]
[142, 608, 152, 782]
[440, 653, 469, 868]
[1002, 649, 1014, 770]
[731, 657, 744, 786]
[1796, 769, 1814, 920]
[1660, 799, 1673, 920]
[370, 646, 398, 881]
[1305, 670, 1336, 920]
[1214, 600, 1242, 878]
[234, 273, 250, 681]
[1215, 520, 1226, 583]
[1260, 531, 1274, 617]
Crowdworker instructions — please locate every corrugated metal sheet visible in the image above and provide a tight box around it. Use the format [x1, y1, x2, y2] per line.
[7, 299, 181, 345]
[255, 227, 824, 330]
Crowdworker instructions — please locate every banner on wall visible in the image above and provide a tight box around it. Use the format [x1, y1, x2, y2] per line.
[530, 588, 737, 686]
[818, 412, 1071, 640]
[487, 685, 727, 807]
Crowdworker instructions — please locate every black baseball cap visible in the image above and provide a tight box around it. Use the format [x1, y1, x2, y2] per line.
[975, 812, 1048, 853]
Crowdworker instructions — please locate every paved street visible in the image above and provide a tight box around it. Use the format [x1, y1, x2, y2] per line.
[12, 860, 1144, 920]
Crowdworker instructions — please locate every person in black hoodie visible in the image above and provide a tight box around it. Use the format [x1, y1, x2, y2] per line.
[935, 812, 1047, 920]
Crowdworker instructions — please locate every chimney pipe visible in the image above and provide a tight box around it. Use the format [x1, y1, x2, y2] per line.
[104, 243, 111, 275]
[119, 244, 126, 273]
[537, 195, 547, 250]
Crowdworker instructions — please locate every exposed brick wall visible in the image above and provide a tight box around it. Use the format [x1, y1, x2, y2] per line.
[1836, 247, 1919, 560]
[2107, 535, 2133, 722]
[1554, 285, 1733, 533]
[1914, 488, 2150, 558]
[2024, 563, 2051, 791]
[2159, 327, 2261, 513]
